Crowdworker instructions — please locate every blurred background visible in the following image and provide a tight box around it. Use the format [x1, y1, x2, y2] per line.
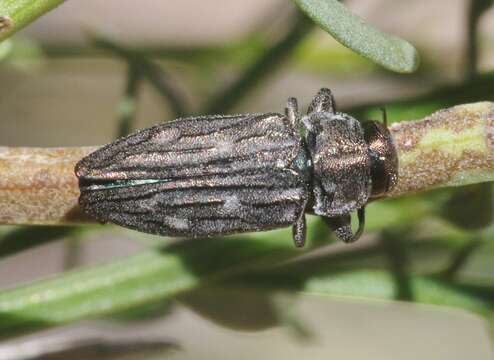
[0, 0, 494, 359]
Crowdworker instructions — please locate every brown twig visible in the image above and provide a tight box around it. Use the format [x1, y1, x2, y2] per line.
[0, 146, 96, 224]
[388, 102, 494, 196]
[1, 102, 493, 225]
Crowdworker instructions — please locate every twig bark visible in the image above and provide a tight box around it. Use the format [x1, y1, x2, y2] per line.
[0, 146, 96, 224]
[0, 102, 493, 225]
[388, 102, 494, 196]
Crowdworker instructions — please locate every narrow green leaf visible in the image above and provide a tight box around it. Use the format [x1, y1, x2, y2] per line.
[303, 271, 494, 322]
[0, 0, 66, 42]
[0, 251, 198, 338]
[292, 0, 420, 73]
[0, 231, 306, 338]
[0, 197, 434, 337]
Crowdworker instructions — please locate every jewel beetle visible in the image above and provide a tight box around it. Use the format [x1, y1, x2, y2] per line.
[75, 88, 398, 247]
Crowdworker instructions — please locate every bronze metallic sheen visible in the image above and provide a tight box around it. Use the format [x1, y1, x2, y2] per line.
[76, 88, 398, 247]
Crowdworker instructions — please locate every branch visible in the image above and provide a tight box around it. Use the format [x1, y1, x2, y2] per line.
[0, 0, 66, 42]
[0, 102, 493, 225]
[117, 63, 142, 137]
[0, 146, 96, 224]
[93, 37, 188, 119]
[388, 102, 494, 196]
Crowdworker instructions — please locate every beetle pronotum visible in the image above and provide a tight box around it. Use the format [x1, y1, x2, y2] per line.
[76, 88, 398, 247]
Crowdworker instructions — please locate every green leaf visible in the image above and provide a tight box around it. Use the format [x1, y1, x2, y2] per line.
[0, 196, 436, 337]
[304, 271, 494, 322]
[233, 239, 494, 323]
[0, 250, 198, 338]
[292, 0, 420, 73]
[0, 231, 307, 339]
[0, 0, 66, 42]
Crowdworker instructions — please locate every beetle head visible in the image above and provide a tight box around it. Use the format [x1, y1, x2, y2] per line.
[363, 121, 398, 197]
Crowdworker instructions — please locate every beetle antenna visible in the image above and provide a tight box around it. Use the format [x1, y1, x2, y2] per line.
[379, 107, 388, 127]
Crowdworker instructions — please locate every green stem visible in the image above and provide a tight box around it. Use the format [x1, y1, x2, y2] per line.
[117, 63, 142, 138]
[94, 38, 188, 118]
[380, 231, 413, 301]
[388, 102, 494, 196]
[0, 0, 66, 42]
[441, 237, 483, 279]
[0, 102, 493, 225]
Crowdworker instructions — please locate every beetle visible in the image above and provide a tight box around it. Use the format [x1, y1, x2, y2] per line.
[75, 88, 398, 247]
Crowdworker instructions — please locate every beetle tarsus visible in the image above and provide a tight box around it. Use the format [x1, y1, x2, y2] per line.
[323, 207, 365, 243]
[323, 215, 353, 243]
[292, 213, 307, 247]
[308, 88, 336, 114]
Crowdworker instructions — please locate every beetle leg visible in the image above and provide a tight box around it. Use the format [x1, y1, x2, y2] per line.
[292, 213, 307, 247]
[308, 88, 336, 114]
[285, 97, 299, 128]
[312, 177, 333, 215]
[323, 207, 365, 243]
[323, 214, 353, 243]
[292, 195, 308, 247]
[379, 107, 388, 127]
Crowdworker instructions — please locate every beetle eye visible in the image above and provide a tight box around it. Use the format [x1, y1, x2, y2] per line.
[363, 121, 398, 197]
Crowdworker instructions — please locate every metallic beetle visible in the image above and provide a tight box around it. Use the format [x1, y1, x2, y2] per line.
[76, 88, 398, 247]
